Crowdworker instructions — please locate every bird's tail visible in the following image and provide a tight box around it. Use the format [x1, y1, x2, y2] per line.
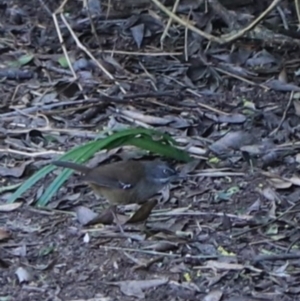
[51, 160, 90, 173]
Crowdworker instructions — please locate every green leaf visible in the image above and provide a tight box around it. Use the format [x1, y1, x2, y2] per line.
[18, 54, 34, 66]
[127, 136, 191, 162]
[8, 141, 97, 204]
[8, 54, 34, 67]
[58, 56, 70, 68]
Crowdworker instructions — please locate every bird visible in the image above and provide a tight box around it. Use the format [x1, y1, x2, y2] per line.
[51, 159, 179, 205]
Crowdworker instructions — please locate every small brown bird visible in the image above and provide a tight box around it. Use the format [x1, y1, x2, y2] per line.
[51, 159, 179, 205]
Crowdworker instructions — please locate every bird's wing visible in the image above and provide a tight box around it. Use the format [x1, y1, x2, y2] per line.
[81, 161, 144, 190]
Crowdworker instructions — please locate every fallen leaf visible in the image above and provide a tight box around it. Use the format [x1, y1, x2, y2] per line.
[293, 100, 300, 117]
[267, 178, 292, 189]
[265, 79, 300, 92]
[278, 67, 288, 83]
[203, 290, 223, 301]
[180, 159, 201, 175]
[0, 203, 22, 212]
[210, 131, 255, 155]
[115, 278, 168, 298]
[126, 199, 157, 224]
[289, 175, 300, 186]
[0, 229, 10, 241]
[204, 260, 244, 271]
[118, 109, 173, 125]
[0, 161, 33, 177]
[142, 241, 179, 252]
[75, 206, 99, 226]
[11, 244, 27, 257]
[15, 267, 32, 283]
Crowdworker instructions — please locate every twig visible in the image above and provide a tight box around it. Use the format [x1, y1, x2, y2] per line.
[0, 149, 64, 157]
[52, 10, 85, 96]
[59, 13, 126, 94]
[151, 0, 223, 43]
[270, 91, 293, 136]
[232, 202, 299, 237]
[296, 0, 300, 30]
[102, 50, 182, 56]
[221, 0, 282, 43]
[252, 252, 300, 264]
[98, 245, 232, 260]
[214, 67, 270, 91]
[160, 0, 180, 46]
[186, 89, 230, 115]
[155, 212, 252, 220]
[276, 5, 289, 30]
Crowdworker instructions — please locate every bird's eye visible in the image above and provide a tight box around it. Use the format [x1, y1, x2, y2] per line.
[163, 168, 175, 175]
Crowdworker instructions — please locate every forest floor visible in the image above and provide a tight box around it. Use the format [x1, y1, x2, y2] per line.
[1, 1, 300, 301]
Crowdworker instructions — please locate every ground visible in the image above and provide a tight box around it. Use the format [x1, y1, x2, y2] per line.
[1, 1, 300, 301]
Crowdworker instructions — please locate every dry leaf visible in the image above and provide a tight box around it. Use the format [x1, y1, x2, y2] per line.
[204, 260, 244, 271]
[15, 267, 32, 283]
[0, 228, 10, 241]
[203, 290, 223, 301]
[267, 178, 292, 189]
[126, 199, 157, 224]
[142, 241, 179, 252]
[0, 202, 22, 212]
[288, 175, 300, 186]
[293, 100, 300, 117]
[115, 278, 168, 298]
[75, 206, 99, 225]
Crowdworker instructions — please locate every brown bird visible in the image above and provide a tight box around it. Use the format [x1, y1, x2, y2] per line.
[51, 159, 179, 205]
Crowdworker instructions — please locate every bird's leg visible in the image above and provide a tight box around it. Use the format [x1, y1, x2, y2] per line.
[109, 205, 125, 234]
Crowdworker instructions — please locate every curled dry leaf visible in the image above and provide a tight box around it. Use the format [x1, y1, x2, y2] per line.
[131, 23, 145, 48]
[217, 113, 246, 124]
[83, 232, 90, 243]
[204, 112, 246, 124]
[0, 202, 22, 212]
[265, 79, 300, 92]
[118, 109, 173, 125]
[15, 266, 32, 283]
[246, 199, 261, 214]
[259, 187, 279, 202]
[210, 131, 256, 155]
[267, 178, 292, 190]
[96, 207, 115, 225]
[186, 145, 207, 156]
[115, 278, 168, 298]
[288, 175, 300, 187]
[159, 185, 170, 203]
[179, 159, 201, 175]
[278, 67, 288, 83]
[75, 206, 99, 226]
